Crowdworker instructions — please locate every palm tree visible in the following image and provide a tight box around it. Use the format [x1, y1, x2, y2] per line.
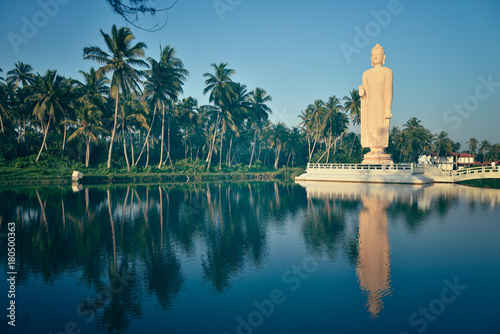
[6, 61, 35, 91]
[177, 97, 198, 161]
[224, 82, 248, 168]
[320, 95, 346, 162]
[301, 100, 325, 162]
[269, 123, 288, 169]
[143, 45, 188, 168]
[64, 100, 107, 167]
[388, 126, 403, 162]
[478, 140, 491, 163]
[0, 80, 8, 134]
[77, 67, 109, 107]
[7, 61, 34, 140]
[485, 143, 500, 162]
[26, 70, 67, 161]
[401, 117, 432, 162]
[284, 126, 302, 166]
[59, 77, 80, 154]
[247, 87, 272, 168]
[158, 46, 188, 167]
[116, 95, 148, 171]
[298, 108, 313, 162]
[199, 104, 218, 162]
[465, 138, 478, 157]
[434, 131, 453, 156]
[203, 63, 236, 170]
[83, 24, 147, 169]
[343, 89, 361, 157]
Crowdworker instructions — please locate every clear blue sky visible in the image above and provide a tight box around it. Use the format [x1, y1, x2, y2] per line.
[1, 0, 499, 147]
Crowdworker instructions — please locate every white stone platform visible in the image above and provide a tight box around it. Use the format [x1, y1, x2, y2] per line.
[295, 163, 434, 184]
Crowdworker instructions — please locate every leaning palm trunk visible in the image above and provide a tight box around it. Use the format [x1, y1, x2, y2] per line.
[206, 108, 221, 170]
[122, 121, 130, 172]
[316, 126, 350, 163]
[17, 119, 22, 143]
[206, 127, 217, 170]
[135, 104, 157, 166]
[145, 137, 150, 168]
[326, 132, 332, 163]
[310, 134, 319, 162]
[158, 101, 165, 168]
[219, 129, 224, 170]
[348, 127, 357, 158]
[85, 137, 91, 167]
[62, 122, 67, 155]
[227, 134, 233, 167]
[108, 92, 120, 168]
[128, 126, 135, 166]
[274, 145, 281, 169]
[248, 128, 258, 168]
[165, 113, 173, 166]
[35, 117, 51, 162]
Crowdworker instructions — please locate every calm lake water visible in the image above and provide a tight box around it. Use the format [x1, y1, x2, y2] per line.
[0, 181, 499, 334]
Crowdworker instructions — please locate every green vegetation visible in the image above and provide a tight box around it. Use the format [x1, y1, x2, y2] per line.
[1, 25, 499, 186]
[459, 179, 500, 189]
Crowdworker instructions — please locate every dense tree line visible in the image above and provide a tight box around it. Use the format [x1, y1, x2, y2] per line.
[1, 25, 499, 173]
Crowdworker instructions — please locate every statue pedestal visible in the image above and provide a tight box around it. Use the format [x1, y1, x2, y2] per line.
[295, 163, 434, 184]
[361, 149, 393, 165]
[361, 152, 393, 165]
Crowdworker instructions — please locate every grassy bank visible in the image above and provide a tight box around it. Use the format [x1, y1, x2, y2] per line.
[0, 158, 305, 186]
[458, 179, 500, 189]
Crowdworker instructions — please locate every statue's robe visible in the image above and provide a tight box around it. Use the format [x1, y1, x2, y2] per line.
[361, 67, 393, 148]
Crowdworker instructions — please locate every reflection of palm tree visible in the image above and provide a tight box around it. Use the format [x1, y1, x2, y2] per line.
[107, 189, 117, 267]
[145, 186, 185, 310]
[302, 196, 348, 260]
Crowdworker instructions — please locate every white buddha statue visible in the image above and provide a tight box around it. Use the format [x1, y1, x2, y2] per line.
[359, 44, 393, 164]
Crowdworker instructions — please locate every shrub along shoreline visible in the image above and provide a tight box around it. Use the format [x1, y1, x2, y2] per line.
[0, 162, 305, 186]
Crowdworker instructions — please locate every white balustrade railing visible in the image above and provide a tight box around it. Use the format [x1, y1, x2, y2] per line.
[306, 163, 425, 173]
[449, 166, 499, 176]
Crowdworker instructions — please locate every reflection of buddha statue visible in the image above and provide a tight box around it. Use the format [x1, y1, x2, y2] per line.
[356, 195, 391, 317]
[359, 44, 393, 164]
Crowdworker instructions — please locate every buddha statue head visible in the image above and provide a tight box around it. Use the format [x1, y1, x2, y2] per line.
[371, 44, 386, 67]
